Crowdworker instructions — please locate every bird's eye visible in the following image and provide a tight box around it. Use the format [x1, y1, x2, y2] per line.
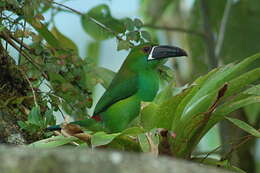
[142, 46, 151, 54]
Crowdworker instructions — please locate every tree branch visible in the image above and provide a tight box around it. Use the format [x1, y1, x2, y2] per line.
[200, 0, 218, 69]
[143, 24, 206, 38]
[215, 0, 233, 58]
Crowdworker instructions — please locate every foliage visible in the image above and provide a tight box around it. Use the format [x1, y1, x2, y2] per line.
[0, 1, 259, 173]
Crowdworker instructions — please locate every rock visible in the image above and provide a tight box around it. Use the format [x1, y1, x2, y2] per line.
[0, 145, 233, 173]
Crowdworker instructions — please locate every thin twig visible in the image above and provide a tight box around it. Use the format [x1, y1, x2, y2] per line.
[215, 0, 233, 58]
[48, 0, 126, 43]
[18, 20, 27, 65]
[143, 24, 206, 38]
[21, 69, 38, 107]
[0, 32, 48, 79]
[200, 0, 218, 69]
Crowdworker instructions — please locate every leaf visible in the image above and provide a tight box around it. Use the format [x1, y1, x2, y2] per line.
[28, 106, 42, 126]
[138, 133, 150, 152]
[122, 17, 135, 31]
[121, 127, 145, 136]
[27, 18, 61, 48]
[81, 4, 125, 41]
[243, 84, 260, 96]
[44, 109, 56, 127]
[117, 40, 132, 51]
[133, 18, 143, 29]
[141, 30, 152, 41]
[51, 26, 78, 54]
[225, 117, 260, 138]
[93, 67, 116, 89]
[91, 131, 121, 148]
[29, 136, 78, 148]
[86, 41, 101, 66]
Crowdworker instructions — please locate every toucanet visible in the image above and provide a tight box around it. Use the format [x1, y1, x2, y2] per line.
[47, 43, 187, 133]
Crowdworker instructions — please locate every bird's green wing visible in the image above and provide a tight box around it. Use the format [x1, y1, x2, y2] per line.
[94, 69, 138, 115]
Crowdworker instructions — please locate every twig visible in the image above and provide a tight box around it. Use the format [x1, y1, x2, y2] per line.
[21, 70, 38, 107]
[18, 20, 27, 65]
[48, 0, 126, 43]
[143, 24, 206, 38]
[0, 32, 48, 79]
[215, 0, 233, 58]
[200, 0, 218, 69]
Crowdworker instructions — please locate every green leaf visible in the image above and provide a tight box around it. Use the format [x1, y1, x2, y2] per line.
[28, 106, 42, 126]
[121, 127, 145, 136]
[44, 109, 56, 127]
[86, 41, 101, 66]
[93, 67, 116, 89]
[140, 30, 152, 41]
[123, 18, 135, 31]
[29, 136, 78, 148]
[91, 131, 121, 148]
[81, 4, 125, 41]
[225, 117, 260, 138]
[138, 133, 150, 152]
[133, 18, 143, 29]
[243, 84, 260, 96]
[117, 40, 132, 51]
[27, 18, 61, 48]
[51, 26, 78, 54]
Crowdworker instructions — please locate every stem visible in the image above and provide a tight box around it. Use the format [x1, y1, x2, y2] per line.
[143, 24, 206, 38]
[215, 0, 233, 58]
[200, 0, 218, 69]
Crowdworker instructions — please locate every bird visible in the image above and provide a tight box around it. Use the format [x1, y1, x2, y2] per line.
[48, 43, 187, 133]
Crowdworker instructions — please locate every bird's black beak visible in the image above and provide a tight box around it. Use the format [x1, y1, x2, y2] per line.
[148, 45, 187, 61]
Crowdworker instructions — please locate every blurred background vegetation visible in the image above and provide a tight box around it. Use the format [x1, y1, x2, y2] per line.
[0, 0, 259, 173]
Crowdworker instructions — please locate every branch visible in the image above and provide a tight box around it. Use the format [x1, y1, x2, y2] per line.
[0, 31, 48, 79]
[215, 0, 233, 58]
[200, 0, 218, 69]
[143, 24, 206, 38]
[48, 0, 128, 43]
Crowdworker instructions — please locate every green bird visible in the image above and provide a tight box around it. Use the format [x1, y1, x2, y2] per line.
[48, 43, 187, 133]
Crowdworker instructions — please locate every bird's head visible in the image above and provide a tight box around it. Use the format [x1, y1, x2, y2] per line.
[126, 43, 187, 70]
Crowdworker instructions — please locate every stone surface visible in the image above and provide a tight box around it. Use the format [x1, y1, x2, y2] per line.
[0, 145, 233, 173]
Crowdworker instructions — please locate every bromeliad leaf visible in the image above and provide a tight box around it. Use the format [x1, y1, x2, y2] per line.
[225, 117, 260, 138]
[29, 136, 78, 148]
[91, 131, 121, 148]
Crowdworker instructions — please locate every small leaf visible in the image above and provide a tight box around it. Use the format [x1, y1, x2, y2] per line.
[133, 18, 143, 29]
[91, 132, 121, 147]
[141, 30, 152, 41]
[28, 106, 42, 126]
[225, 117, 260, 138]
[44, 109, 56, 127]
[123, 17, 135, 31]
[117, 40, 132, 51]
[51, 26, 78, 54]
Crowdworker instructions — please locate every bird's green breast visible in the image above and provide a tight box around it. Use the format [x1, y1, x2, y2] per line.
[137, 69, 159, 101]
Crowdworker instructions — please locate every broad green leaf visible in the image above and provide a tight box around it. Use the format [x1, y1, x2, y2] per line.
[28, 106, 42, 126]
[51, 26, 78, 54]
[29, 136, 78, 148]
[91, 131, 121, 148]
[225, 117, 260, 138]
[81, 4, 125, 41]
[244, 103, 260, 124]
